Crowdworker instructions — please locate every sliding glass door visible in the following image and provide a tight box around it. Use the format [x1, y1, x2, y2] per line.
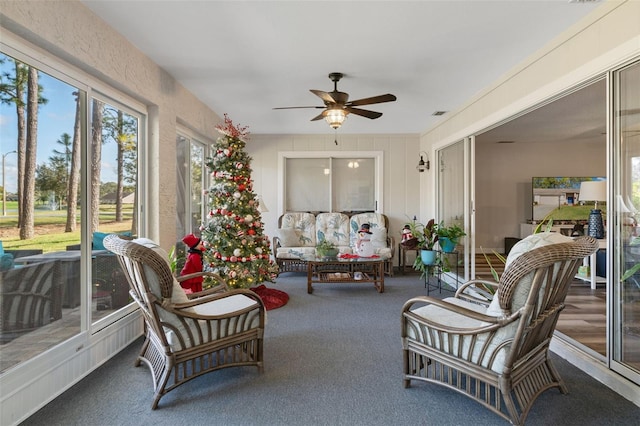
[436, 138, 471, 283]
[612, 59, 640, 385]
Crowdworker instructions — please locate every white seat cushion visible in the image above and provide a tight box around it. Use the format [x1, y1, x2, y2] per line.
[408, 297, 513, 373]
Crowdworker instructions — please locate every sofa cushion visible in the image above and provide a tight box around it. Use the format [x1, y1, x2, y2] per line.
[316, 212, 350, 247]
[280, 212, 316, 247]
[277, 228, 300, 247]
[276, 247, 317, 259]
[349, 213, 386, 246]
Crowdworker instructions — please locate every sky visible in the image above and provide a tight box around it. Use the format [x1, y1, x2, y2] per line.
[0, 53, 119, 193]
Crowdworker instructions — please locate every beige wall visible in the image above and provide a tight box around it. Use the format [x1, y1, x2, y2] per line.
[420, 0, 640, 250]
[475, 136, 606, 250]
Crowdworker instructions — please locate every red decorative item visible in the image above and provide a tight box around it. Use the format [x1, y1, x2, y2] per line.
[250, 285, 288, 310]
[216, 113, 250, 140]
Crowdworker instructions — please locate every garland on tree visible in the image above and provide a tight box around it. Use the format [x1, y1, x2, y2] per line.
[200, 114, 279, 289]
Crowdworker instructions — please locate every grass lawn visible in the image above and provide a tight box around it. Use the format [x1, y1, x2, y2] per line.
[0, 203, 133, 252]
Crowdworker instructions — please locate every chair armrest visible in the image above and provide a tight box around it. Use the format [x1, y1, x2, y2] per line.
[176, 271, 229, 298]
[402, 295, 518, 334]
[454, 279, 499, 306]
[387, 235, 396, 257]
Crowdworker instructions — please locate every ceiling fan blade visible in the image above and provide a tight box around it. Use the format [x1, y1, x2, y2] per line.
[310, 112, 325, 121]
[346, 107, 383, 120]
[347, 94, 397, 107]
[310, 89, 338, 104]
[273, 106, 324, 110]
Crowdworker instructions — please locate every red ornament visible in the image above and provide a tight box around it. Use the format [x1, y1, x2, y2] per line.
[247, 229, 256, 235]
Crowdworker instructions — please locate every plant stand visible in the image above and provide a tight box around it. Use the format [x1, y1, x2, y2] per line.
[424, 250, 460, 296]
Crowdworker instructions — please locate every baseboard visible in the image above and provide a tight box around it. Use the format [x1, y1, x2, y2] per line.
[550, 335, 640, 408]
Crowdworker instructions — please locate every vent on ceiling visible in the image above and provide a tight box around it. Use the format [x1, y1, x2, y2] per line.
[432, 111, 447, 116]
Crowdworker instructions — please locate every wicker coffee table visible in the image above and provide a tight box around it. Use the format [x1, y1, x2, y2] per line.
[304, 255, 389, 294]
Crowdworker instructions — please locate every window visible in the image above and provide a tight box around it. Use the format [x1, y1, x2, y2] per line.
[0, 49, 144, 373]
[176, 131, 211, 243]
[281, 152, 382, 213]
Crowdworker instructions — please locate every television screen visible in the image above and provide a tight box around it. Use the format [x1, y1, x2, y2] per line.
[532, 177, 606, 222]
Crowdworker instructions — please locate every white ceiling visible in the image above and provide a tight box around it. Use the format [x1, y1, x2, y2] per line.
[81, 0, 603, 136]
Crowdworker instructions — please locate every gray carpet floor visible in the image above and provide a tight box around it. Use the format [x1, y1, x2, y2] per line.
[22, 273, 640, 425]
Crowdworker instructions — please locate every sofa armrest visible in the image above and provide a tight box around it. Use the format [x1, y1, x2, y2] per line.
[272, 236, 282, 258]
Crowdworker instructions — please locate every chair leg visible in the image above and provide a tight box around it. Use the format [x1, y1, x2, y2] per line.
[135, 335, 151, 367]
[403, 349, 411, 388]
[545, 357, 569, 394]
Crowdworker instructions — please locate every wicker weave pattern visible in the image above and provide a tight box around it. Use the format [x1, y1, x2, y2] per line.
[273, 212, 395, 276]
[1, 261, 61, 335]
[104, 234, 266, 409]
[401, 236, 598, 425]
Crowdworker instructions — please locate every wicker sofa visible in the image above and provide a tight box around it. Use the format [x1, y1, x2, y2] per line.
[272, 212, 395, 275]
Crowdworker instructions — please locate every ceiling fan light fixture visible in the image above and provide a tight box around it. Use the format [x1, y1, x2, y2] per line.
[324, 108, 347, 129]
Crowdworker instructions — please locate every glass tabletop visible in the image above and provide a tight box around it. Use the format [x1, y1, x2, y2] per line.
[302, 254, 390, 263]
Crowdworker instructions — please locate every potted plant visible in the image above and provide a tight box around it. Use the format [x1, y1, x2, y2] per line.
[406, 219, 440, 278]
[316, 239, 339, 259]
[437, 222, 466, 253]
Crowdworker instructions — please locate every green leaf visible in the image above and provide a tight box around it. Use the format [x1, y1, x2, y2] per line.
[622, 263, 640, 281]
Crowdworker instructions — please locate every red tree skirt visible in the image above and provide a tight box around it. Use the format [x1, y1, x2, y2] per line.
[250, 284, 289, 310]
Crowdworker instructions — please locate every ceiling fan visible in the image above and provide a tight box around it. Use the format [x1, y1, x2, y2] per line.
[273, 72, 397, 130]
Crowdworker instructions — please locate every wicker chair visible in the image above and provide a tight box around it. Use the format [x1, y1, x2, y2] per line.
[401, 234, 598, 425]
[103, 234, 266, 409]
[1, 261, 62, 339]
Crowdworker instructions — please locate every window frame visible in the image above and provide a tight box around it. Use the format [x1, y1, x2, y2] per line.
[176, 127, 214, 242]
[277, 151, 384, 215]
[0, 33, 147, 352]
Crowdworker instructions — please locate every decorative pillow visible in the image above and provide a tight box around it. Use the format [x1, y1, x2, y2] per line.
[132, 237, 189, 304]
[0, 253, 14, 271]
[277, 228, 300, 247]
[370, 227, 388, 249]
[486, 232, 572, 317]
[93, 232, 110, 250]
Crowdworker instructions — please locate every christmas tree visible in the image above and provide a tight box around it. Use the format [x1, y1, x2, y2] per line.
[201, 114, 279, 289]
